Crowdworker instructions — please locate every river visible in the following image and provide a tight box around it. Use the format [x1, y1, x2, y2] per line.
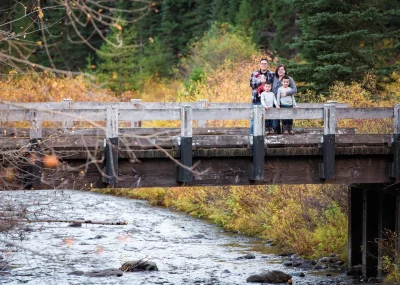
[0, 190, 357, 285]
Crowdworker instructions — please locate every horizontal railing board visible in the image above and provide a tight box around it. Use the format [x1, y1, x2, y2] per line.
[336, 134, 392, 145]
[192, 108, 251, 120]
[336, 108, 393, 119]
[1, 107, 327, 122]
[0, 109, 107, 122]
[264, 108, 324, 120]
[0, 127, 357, 138]
[0, 105, 394, 122]
[0, 102, 349, 110]
[119, 109, 181, 120]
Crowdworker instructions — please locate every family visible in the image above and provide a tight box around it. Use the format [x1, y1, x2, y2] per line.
[250, 58, 297, 135]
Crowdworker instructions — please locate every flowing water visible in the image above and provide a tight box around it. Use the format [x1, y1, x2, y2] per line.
[0, 190, 356, 285]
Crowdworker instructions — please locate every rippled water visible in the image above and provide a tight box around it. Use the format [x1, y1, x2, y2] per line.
[0, 190, 353, 285]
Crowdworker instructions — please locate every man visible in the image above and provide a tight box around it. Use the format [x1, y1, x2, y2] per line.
[250, 58, 275, 104]
[249, 58, 275, 137]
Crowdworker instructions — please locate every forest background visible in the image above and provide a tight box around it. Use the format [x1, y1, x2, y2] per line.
[1, 0, 400, 280]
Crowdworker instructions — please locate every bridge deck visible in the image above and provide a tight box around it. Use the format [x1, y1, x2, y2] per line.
[0, 127, 394, 189]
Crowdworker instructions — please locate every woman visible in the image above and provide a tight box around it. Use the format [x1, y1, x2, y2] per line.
[272, 64, 298, 134]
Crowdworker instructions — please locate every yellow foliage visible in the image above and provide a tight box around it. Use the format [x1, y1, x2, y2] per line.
[0, 73, 117, 103]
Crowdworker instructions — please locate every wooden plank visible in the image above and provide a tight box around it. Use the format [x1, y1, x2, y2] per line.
[0, 127, 358, 138]
[178, 105, 193, 183]
[0, 102, 349, 110]
[395, 104, 400, 134]
[0, 109, 30, 121]
[192, 108, 251, 120]
[106, 107, 118, 138]
[253, 105, 265, 136]
[18, 155, 391, 190]
[1, 106, 395, 123]
[324, 104, 336, 135]
[29, 110, 42, 139]
[181, 105, 193, 137]
[119, 109, 181, 121]
[264, 108, 324, 120]
[337, 108, 393, 119]
[1, 109, 107, 122]
[2, 145, 389, 161]
[336, 134, 392, 145]
[130, 99, 142, 127]
[0, 134, 394, 150]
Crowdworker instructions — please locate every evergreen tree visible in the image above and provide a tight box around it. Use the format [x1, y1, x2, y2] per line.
[270, 1, 299, 58]
[235, 0, 274, 51]
[96, 22, 138, 94]
[211, 0, 229, 23]
[192, 0, 214, 40]
[137, 37, 174, 83]
[160, 0, 198, 64]
[287, 0, 400, 93]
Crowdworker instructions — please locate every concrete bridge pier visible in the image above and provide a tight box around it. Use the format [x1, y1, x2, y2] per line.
[349, 184, 400, 278]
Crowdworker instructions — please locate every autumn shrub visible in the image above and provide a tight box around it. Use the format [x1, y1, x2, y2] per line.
[325, 75, 399, 134]
[0, 73, 118, 128]
[0, 73, 117, 103]
[376, 230, 400, 284]
[179, 23, 258, 83]
[294, 74, 399, 132]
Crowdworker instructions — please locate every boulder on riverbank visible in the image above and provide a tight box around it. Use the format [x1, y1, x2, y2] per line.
[246, 270, 292, 283]
[120, 260, 158, 272]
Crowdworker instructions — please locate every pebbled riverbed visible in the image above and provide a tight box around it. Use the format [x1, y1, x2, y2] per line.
[1, 190, 356, 285]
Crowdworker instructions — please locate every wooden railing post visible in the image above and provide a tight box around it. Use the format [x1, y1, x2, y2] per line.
[27, 109, 42, 188]
[320, 103, 336, 179]
[62, 98, 73, 129]
[103, 107, 119, 186]
[177, 105, 193, 183]
[390, 104, 400, 179]
[249, 105, 265, 181]
[197, 99, 208, 128]
[130, 99, 142, 127]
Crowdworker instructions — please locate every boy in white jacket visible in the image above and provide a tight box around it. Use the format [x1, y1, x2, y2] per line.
[276, 75, 297, 134]
[261, 81, 280, 134]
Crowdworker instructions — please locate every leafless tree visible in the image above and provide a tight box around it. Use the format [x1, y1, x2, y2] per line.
[0, 0, 156, 74]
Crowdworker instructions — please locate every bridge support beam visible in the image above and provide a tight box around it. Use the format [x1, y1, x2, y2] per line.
[26, 110, 43, 189]
[250, 105, 265, 181]
[320, 104, 336, 179]
[349, 184, 399, 279]
[26, 138, 43, 189]
[103, 107, 119, 186]
[177, 106, 193, 183]
[390, 104, 400, 179]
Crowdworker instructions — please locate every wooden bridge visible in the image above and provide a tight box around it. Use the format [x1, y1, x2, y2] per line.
[0, 100, 399, 278]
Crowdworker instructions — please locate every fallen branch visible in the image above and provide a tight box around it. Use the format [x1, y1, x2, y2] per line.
[8, 219, 128, 225]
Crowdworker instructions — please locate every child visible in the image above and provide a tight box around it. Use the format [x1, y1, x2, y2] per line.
[260, 81, 279, 134]
[257, 74, 267, 96]
[276, 75, 297, 134]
